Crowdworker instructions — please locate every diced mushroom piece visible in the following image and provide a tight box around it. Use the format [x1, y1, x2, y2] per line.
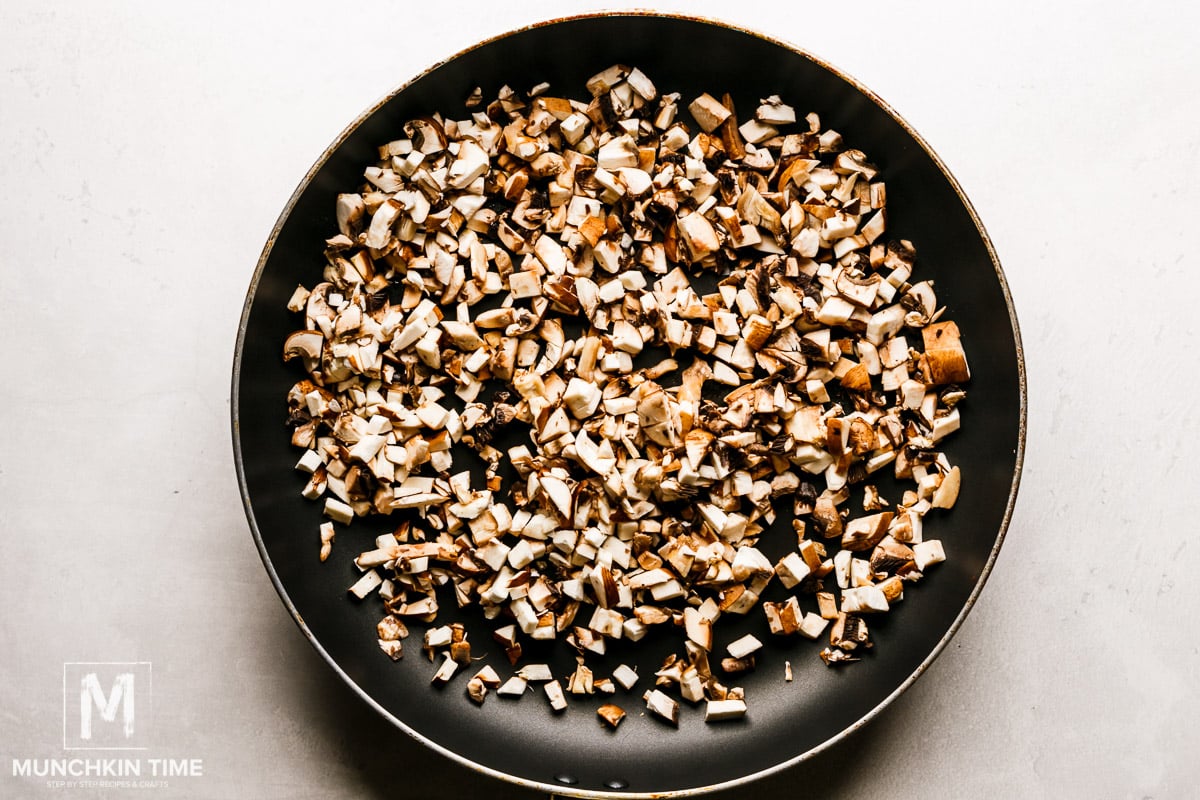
[589, 607, 625, 638]
[316, 521, 335, 562]
[563, 377, 602, 419]
[406, 117, 447, 154]
[731, 546, 774, 582]
[586, 64, 630, 96]
[756, 95, 796, 125]
[841, 512, 894, 552]
[597, 703, 627, 729]
[539, 474, 574, 519]
[348, 569, 382, 600]
[568, 661, 595, 694]
[812, 493, 845, 540]
[441, 320, 484, 350]
[448, 140, 491, 189]
[335, 193, 366, 237]
[726, 634, 763, 660]
[283, 330, 324, 364]
[557, 110, 590, 144]
[932, 466, 961, 509]
[739, 119, 778, 145]
[830, 613, 870, 652]
[544, 680, 568, 712]
[764, 597, 802, 636]
[324, 497, 354, 525]
[677, 212, 721, 262]
[286, 284, 311, 313]
[364, 200, 402, 250]
[797, 612, 830, 640]
[684, 607, 713, 651]
[688, 93, 731, 132]
[877, 576, 905, 603]
[720, 662, 748, 681]
[867, 305, 906, 345]
[921, 321, 971, 384]
[913, 540, 946, 571]
[431, 653, 459, 686]
[643, 689, 680, 726]
[742, 315, 774, 350]
[775, 550, 811, 589]
[841, 585, 890, 614]
[497, 676, 528, 697]
[508, 270, 542, 299]
[466, 676, 488, 704]
[597, 134, 640, 170]
[611, 664, 639, 691]
[389, 492, 450, 510]
[518, 664, 554, 682]
[378, 639, 404, 661]
[376, 615, 408, 642]
[618, 167, 653, 197]
[705, 698, 747, 722]
[611, 320, 644, 354]
[473, 665, 502, 687]
[425, 625, 454, 650]
[626, 68, 657, 100]
[820, 647, 858, 666]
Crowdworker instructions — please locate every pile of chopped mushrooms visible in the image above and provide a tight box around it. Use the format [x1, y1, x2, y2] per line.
[283, 65, 969, 729]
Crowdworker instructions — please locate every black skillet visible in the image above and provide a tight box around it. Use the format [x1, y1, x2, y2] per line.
[232, 12, 1025, 798]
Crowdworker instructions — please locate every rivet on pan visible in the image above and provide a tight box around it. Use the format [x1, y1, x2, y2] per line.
[605, 778, 629, 790]
[555, 774, 579, 785]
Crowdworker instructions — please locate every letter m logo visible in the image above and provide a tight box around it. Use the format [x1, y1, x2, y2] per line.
[63, 663, 152, 750]
[80, 672, 135, 740]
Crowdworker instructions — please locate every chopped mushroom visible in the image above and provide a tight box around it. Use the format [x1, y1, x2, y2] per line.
[497, 676, 528, 697]
[544, 680, 568, 712]
[643, 689, 680, 726]
[932, 466, 961, 509]
[431, 653, 459, 686]
[518, 664, 554, 682]
[611, 664, 639, 691]
[466, 676, 488, 705]
[688, 93, 730, 132]
[597, 703, 626, 729]
[726, 634, 764, 660]
[913, 540, 946, 571]
[348, 569, 382, 600]
[283, 66, 971, 728]
[704, 698, 748, 722]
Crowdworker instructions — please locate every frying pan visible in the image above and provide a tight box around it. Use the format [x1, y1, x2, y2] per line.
[232, 12, 1025, 798]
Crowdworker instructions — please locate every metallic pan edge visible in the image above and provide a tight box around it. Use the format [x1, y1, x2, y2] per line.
[231, 10, 1027, 799]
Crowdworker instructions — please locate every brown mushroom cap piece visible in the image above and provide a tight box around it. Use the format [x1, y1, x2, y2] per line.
[283, 330, 324, 363]
[922, 321, 971, 384]
[405, 116, 447, 154]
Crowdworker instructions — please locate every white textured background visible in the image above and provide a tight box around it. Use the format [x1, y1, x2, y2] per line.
[2, 1, 1197, 798]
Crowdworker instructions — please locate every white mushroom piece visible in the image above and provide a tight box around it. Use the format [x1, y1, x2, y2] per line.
[643, 689, 680, 726]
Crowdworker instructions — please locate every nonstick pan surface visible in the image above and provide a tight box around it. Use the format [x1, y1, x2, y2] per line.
[232, 12, 1025, 798]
